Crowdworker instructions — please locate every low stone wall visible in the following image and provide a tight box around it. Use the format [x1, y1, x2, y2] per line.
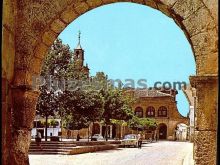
[69, 144, 119, 155]
[74, 141, 121, 146]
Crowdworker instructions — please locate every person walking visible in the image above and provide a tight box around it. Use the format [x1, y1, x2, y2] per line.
[154, 131, 157, 142]
[36, 131, 42, 149]
[76, 133, 81, 141]
[138, 134, 143, 149]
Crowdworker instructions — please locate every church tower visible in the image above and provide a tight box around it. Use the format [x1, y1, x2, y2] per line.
[74, 31, 84, 69]
[73, 31, 90, 79]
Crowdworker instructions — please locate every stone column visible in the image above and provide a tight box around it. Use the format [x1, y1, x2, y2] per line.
[100, 125, 102, 136]
[10, 86, 40, 165]
[190, 75, 218, 165]
[110, 125, 113, 139]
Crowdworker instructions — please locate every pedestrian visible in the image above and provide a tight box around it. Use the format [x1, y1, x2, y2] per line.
[154, 131, 157, 142]
[76, 133, 81, 141]
[138, 134, 143, 149]
[67, 129, 71, 139]
[156, 133, 158, 141]
[36, 131, 42, 149]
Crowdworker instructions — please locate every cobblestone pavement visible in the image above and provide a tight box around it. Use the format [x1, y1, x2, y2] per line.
[29, 141, 193, 165]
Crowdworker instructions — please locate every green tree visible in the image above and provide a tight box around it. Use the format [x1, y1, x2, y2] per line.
[101, 88, 134, 141]
[37, 38, 76, 140]
[128, 116, 157, 131]
[36, 85, 58, 141]
[58, 89, 104, 141]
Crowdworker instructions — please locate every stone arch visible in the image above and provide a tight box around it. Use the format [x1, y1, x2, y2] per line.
[135, 106, 144, 118]
[146, 106, 155, 117]
[173, 120, 189, 133]
[3, 0, 218, 165]
[174, 123, 189, 141]
[158, 106, 168, 117]
[27, 0, 218, 82]
[157, 123, 167, 139]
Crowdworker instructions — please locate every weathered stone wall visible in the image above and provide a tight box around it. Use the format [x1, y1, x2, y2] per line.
[190, 75, 218, 165]
[2, 0, 16, 164]
[2, 0, 218, 165]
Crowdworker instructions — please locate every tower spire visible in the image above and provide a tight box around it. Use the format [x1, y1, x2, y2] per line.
[75, 30, 82, 49]
[78, 30, 81, 44]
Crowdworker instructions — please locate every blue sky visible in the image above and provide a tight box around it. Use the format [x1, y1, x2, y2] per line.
[59, 2, 196, 117]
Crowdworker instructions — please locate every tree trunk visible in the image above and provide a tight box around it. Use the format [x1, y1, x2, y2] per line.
[105, 124, 108, 141]
[121, 125, 123, 139]
[88, 125, 90, 142]
[91, 122, 94, 136]
[45, 116, 48, 141]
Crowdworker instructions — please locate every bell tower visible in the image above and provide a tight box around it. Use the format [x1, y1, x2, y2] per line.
[74, 31, 84, 68]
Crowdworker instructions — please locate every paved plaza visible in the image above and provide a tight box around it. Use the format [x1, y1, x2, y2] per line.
[29, 141, 193, 165]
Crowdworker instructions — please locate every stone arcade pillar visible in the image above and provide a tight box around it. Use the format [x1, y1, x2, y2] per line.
[10, 86, 39, 165]
[190, 75, 218, 165]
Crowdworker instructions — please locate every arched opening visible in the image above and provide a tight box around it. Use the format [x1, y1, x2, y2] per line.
[158, 123, 167, 140]
[112, 124, 117, 139]
[146, 106, 155, 117]
[2, 0, 218, 165]
[92, 123, 100, 135]
[158, 106, 167, 117]
[134, 107, 144, 118]
[174, 123, 189, 141]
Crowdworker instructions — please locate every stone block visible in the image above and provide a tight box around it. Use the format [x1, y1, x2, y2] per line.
[60, 6, 79, 24]
[3, 0, 15, 32]
[102, 0, 118, 5]
[182, 7, 216, 37]
[159, 0, 177, 7]
[190, 76, 218, 130]
[86, 0, 103, 8]
[191, 29, 218, 57]
[194, 130, 216, 165]
[34, 43, 49, 60]
[12, 89, 40, 129]
[42, 30, 58, 46]
[50, 19, 67, 34]
[31, 57, 44, 75]
[203, 0, 218, 25]
[2, 27, 15, 82]
[172, 0, 204, 19]
[74, 2, 90, 15]
[157, 3, 172, 18]
[144, 0, 158, 9]
[13, 70, 33, 87]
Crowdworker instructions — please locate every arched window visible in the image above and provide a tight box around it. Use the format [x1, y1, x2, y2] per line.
[146, 106, 155, 117]
[158, 106, 167, 117]
[135, 107, 143, 118]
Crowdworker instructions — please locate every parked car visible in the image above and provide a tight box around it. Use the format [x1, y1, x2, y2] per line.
[121, 134, 139, 148]
[91, 134, 104, 141]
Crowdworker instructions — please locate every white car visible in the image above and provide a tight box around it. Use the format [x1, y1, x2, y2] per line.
[91, 134, 104, 141]
[121, 134, 139, 148]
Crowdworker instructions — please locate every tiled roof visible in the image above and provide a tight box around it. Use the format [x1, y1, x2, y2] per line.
[134, 89, 172, 98]
[124, 88, 174, 98]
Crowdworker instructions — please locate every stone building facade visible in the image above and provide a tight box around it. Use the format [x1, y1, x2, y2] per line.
[2, 0, 218, 165]
[118, 88, 188, 140]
